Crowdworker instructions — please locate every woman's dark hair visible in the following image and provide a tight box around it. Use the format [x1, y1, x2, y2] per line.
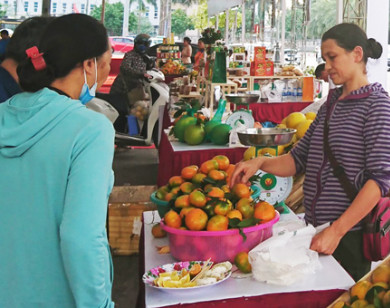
[18, 14, 108, 92]
[184, 37, 191, 44]
[5, 17, 54, 63]
[322, 23, 382, 63]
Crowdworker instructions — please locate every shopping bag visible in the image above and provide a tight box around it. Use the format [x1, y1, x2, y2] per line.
[211, 51, 227, 83]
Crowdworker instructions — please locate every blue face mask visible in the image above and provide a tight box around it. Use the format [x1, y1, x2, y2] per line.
[79, 58, 98, 105]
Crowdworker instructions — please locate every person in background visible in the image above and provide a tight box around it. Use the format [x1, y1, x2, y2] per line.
[0, 17, 54, 103]
[109, 33, 154, 131]
[0, 14, 115, 307]
[230, 23, 389, 281]
[0, 29, 10, 61]
[315, 62, 336, 89]
[193, 38, 206, 72]
[181, 37, 192, 66]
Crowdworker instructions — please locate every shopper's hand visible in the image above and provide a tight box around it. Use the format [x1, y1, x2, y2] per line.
[144, 73, 153, 79]
[310, 225, 343, 255]
[229, 157, 263, 188]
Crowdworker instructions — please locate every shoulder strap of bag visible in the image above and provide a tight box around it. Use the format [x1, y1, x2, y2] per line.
[323, 96, 358, 202]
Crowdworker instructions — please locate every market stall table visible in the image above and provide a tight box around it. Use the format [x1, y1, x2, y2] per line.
[157, 131, 246, 186]
[139, 211, 355, 308]
[236, 101, 313, 123]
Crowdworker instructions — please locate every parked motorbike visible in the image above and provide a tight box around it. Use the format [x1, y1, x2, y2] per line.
[93, 68, 169, 148]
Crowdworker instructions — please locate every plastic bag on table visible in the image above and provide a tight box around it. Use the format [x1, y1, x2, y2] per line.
[248, 223, 322, 286]
[229, 121, 247, 148]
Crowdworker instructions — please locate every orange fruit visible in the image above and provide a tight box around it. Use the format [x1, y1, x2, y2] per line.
[180, 182, 194, 194]
[155, 185, 169, 200]
[225, 164, 236, 185]
[214, 199, 233, 216]
[204, 184, 213, 192]
[164, 192, 176, 202]
[234, 251, 252, 273]
[180, 206, 195, 219]
[221, 185, 231, 194]
[192, 173, 207, 184]
[169, 176, 184, 187]
[170, 186, 180, 194]
[189, 190, 207, 207]
[236, 198, 254, 219]
[254, 201, 276, 222]
[151, 224, 167, 238]
[185, 208, 208, 231]
[350, 280, 372, 300]
[207, 215, 229, 231]
[232, 183, 251, 199]
[212, 155, 230, 170]
[174, 195, 190, 208]
[206, 187, 225, 199]
[200, 159, 219, 174]
[164, 210, 182, 229]
[208, 169, 226, 181]
[181, 165, 199, 180]
[227, 209, 243, 221]
[371, 265, 390, 284]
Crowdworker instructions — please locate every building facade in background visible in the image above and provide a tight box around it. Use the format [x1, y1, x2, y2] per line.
[0, 0, 160, 33]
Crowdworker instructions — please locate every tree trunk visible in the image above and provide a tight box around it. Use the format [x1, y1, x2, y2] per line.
[159, 0, 166, 35]
[166, 0, 172, 36]
[259, 0, 266, 41]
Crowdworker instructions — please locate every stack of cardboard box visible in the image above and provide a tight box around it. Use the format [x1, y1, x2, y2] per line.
[250, 47, 274, 76]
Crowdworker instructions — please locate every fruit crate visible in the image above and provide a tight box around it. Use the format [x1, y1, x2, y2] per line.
[108, 185, 157, 255]
[327, 255, 390, 307]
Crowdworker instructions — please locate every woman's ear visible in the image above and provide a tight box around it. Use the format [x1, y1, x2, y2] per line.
[82, 58, 96, 76]
[353, 46, 364, 63]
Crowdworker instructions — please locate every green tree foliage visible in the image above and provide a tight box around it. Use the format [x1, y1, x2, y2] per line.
[171, 9, 194, 36]
[91, 2, 124, 35]
[307, 0, 336, 39]
[91, 2, 154, 35]
[0, 4, 7, 18]
[191, 0, 209, 29]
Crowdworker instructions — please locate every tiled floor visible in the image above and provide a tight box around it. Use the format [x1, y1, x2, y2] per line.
[111, 147, 159, 308]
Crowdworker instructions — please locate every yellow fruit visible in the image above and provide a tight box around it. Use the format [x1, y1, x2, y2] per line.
[296, 119, 313, 139]
[366, 282, 388, 302]
[261, 146, 284, 156]
[277, 123, 287, 129]
[286, 112, 306, 129]
[350, 299, 368, 308]
[350, 280, 372, 300]
[371, 264, 390, 284]
[281, 117, 287, 125]
[243, 146, 261, 161]
[305, 112, 316, 120]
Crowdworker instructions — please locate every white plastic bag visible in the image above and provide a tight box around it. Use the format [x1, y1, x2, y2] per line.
[248, 224, 322, 286]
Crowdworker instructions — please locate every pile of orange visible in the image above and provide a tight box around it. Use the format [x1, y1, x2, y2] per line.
[156, 155, 277, 232]
[331, 263, 390, 308]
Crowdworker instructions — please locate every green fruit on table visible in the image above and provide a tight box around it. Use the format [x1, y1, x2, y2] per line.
[173, 116, 197, 142]
[210, 124, 232, 145]
[204, 121, 220, 141]
[184, 123, 205, 145]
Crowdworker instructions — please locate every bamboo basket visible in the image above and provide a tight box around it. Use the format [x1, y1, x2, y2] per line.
[327, 255, 390, 307]
[108, 185, 157, 255]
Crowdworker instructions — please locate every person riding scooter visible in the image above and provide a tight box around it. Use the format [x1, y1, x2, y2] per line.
[109, 33, 155, 131]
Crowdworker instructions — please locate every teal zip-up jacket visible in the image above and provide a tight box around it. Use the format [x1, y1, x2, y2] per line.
[0, 88, 115, 307]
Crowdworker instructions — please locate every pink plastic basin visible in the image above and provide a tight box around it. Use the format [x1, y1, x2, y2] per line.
[160, 212, 280, 263]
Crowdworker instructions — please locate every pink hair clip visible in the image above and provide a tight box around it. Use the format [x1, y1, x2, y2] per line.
[25, 46, 46, 71]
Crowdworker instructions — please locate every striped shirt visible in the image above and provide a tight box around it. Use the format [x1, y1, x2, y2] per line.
[291, 83, 390, 230]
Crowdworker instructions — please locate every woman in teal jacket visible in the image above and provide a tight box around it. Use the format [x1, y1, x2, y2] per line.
[0, 14, 115, 307]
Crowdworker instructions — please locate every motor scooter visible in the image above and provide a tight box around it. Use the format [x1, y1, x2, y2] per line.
[93, 68, 169, 147]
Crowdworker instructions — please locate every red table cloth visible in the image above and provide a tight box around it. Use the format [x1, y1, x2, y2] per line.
[236, 101, 312, 123]
[157, 132, 246, 187]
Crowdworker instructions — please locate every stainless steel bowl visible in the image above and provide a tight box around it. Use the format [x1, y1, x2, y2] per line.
[237, 128, 297, 146]
[225, 93, 260, 105]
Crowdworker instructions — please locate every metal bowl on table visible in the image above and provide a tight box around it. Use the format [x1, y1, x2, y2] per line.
[225, 93, 260, 105]
[237, 128, 297, 147]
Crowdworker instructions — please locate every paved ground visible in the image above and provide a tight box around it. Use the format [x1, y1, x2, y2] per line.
[111, 147, 158, 308]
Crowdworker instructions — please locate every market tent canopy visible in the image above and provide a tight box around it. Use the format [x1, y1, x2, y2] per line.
[207, 0, 242, 17]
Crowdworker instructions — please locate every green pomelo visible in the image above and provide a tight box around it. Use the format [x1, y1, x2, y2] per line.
[210, 124, 232, 145]
[173, 116, 197, 142]
[184, 124, 205, 145]
[204, 121, 220, 141]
